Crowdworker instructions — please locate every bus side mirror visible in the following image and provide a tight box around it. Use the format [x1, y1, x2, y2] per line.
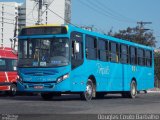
[74, 41, 80, 54]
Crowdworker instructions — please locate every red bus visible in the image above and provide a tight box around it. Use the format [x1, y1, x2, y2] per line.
[0, 47, 17, 96]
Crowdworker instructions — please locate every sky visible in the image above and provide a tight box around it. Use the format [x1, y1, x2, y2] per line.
[1, 0, 160, 48]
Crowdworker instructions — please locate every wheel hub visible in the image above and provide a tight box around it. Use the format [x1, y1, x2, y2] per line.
[132, 83, 136, 96]
[86, 85, 92, 95]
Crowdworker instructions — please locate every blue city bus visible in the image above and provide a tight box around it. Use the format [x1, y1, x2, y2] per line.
[17, 24, 154, 100]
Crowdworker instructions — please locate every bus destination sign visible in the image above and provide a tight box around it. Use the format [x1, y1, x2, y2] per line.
[20, 26, 67, 36]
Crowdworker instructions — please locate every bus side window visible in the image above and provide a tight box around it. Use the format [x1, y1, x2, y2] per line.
[130, 47, 137, 65]
[98, 39, 108, 61]
[71, 32, 83, 69]
[110, 42, 119, 62]
[145, 50, 152, 67]
[150, 51, 152, 66]
[0, 59, 6, 71]
[85, 35, 97, 60]
[120, 44, 128, 64]
[137, 48, 145, 66]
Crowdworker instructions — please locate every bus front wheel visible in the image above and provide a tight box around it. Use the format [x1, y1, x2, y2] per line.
[80, 79, 95, 101]
[41, 93, 54, 100]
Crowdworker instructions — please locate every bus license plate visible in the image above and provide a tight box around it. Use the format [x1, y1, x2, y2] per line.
[34, 86, 43, 89]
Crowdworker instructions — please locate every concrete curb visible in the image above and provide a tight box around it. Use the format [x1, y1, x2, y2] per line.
[147, 90, 160, 93]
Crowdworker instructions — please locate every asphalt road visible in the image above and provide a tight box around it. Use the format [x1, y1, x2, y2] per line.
[0, 93, 160, 120]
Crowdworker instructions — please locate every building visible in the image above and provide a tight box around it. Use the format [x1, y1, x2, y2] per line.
[0, 0, 71, 48]
[0, 2, 20, 47]
[19, 0, 71, 30]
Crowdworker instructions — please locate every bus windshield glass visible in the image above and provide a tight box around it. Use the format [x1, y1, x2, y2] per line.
[18, 38, 69, 67]
[0, 59, 17, 71]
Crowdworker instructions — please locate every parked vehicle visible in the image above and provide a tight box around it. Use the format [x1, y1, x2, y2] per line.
[0, 47, 17, 96]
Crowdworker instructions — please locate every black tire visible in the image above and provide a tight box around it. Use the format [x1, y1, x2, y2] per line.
[80, 79, 94, 101]
[54, 93, 61, 97]
[121, 92, 129, 98]
[144, 90, 147, 94]
[122, 81, 137, 98]
[96, 93, 105, 99]
[8, 84, 17, 96]
[129, 80, 137, 98]
[41, 93, 54, 100]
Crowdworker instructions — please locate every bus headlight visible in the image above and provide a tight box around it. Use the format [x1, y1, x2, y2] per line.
[56, 73, 69, 84]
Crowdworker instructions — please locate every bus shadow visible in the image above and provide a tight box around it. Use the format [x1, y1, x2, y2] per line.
[52, 94, 142, 101]
[0, 94, 137, 101]
[52, 94, 125, 101]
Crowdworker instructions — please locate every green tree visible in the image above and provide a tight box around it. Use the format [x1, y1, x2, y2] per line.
[108, 25, 159, 88]
[108, 25, 156, 47]
[154, 51, 160, 88]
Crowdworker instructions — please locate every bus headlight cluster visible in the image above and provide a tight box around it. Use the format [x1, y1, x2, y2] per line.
[56, 73, 69, 84]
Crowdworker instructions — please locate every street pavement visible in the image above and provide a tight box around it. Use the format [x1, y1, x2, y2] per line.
[0, 93, 160, 120]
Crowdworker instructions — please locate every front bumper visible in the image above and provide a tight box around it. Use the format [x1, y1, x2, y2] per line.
[17, 79, 70, 92]
[0, 82, 11, 91]
[0, 82, 12, 86]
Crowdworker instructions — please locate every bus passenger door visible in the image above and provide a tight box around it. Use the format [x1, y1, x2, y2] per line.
[70, 32, 86, 91]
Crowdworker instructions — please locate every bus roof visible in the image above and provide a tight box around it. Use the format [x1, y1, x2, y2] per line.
[25, 24, 65, 28]
[0, 47, 17, 59]
[68, 25, 153, 51]
[20, 24, 153, 51]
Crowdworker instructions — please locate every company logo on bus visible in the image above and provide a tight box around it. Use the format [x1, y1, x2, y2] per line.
[97, 63, 110, 75]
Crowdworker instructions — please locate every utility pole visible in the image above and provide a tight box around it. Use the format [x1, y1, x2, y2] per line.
[44, 2, 48, 24]
[1, 4, 4, 47]
[137, 21, 152, 44]
[37, 0, 43, 24]
[137, 21, 152, 26]
[137, 21, 152, 32]
[13, 16, 18, 50]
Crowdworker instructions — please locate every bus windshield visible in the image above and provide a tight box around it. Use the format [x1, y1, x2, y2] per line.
[18, 38, 69, 67]
[0, 59, 17, 71]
